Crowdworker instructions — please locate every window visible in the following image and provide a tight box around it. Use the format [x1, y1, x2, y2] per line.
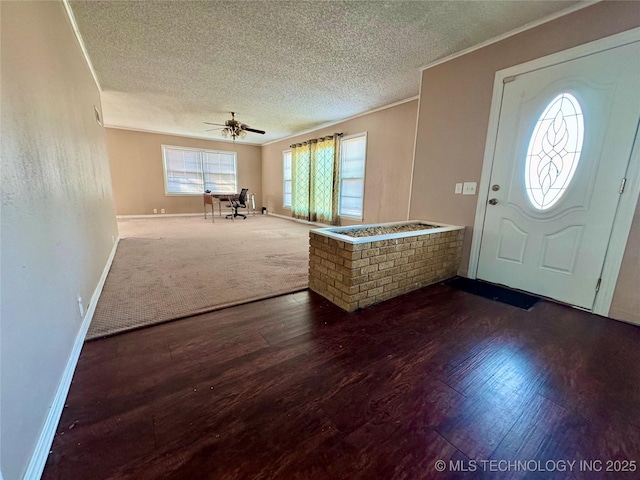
[283, 150, 292, 207]
[339, 133, 367, 218]
[525, 93, 584, 210]
[163, 145, 237, 194]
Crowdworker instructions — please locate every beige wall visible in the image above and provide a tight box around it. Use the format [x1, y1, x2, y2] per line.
[610, 196, 640, 323]
[409, 1, 640, 323]
[106, 128, 262, 215]
[261, 99, 418, 225]
[0, 2, 119, 478]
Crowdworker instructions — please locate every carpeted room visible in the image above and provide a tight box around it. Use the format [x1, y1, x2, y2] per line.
[3, 1, 640, 480]
[87, 214, 314, 339]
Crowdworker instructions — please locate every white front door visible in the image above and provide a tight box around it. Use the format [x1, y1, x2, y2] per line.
[477, 41, 640, 309]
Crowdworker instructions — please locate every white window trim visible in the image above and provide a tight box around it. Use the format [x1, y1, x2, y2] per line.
[283, 149, 292, 208]
[338, 132, 367, 220]
[161, 144, 237, 196]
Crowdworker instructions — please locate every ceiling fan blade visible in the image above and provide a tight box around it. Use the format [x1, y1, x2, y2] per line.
[242, 127, 266, 135]
[206, 128, 224, 131]
[204, 122, 226, 126]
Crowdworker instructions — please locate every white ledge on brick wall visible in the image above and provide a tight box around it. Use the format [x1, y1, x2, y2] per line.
[312, 220, 465, 244]
[309, 220, 466, 312]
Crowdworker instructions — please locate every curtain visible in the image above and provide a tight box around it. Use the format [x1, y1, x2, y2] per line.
[290, 134, 341, 225]
[291, 144, 310, 220]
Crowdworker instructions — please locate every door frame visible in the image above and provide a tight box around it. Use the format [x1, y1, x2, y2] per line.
[468, 27, 640, 316]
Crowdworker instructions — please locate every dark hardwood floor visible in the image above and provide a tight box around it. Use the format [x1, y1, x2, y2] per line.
[43, 284, 640, 479]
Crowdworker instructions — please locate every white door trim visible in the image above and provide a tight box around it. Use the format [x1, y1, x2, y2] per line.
[469, 27, 640, 316]
[593, 119, 640, 315]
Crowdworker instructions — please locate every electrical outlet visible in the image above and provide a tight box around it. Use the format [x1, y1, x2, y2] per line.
[160, 209, 166, 214]
[153, 208, 158, 214]
[455, 183, 463, 194]
[77, 295, 84, 317]
[111, 234, 115, 244]
[463, 182, 477, 195]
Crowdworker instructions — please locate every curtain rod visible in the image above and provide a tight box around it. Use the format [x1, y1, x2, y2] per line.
[290, 132, 343, 149]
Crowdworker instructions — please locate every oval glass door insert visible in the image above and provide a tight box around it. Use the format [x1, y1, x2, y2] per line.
[524, 93, 584, 210]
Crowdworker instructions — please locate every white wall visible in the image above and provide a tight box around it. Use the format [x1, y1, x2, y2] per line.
[0, 2, 118, 478]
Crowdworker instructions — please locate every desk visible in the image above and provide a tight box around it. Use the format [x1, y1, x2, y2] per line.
[203, 192, 256, 221]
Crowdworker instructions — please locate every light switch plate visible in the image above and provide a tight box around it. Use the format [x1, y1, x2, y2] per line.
[463, 182, 477, 195]
[455, 183, 463, 194]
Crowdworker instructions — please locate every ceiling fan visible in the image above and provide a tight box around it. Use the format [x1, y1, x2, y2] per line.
[205, 112, 266, 141]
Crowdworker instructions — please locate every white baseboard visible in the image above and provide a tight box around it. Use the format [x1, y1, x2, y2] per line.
[116, 213, 203, 219]
[23, 237, 120, 480]
[267, 212, 327, 228]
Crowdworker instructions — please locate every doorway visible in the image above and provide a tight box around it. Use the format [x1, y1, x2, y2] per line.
[470, 29, 640, 314]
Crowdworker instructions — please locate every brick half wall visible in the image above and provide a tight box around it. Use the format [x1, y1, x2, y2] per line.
[309, 228, 464, 312]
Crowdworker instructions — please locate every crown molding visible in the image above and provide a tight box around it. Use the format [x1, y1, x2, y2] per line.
[261, 96, 419, 146]
[104, 125, 264, 146]
[107, 95, 418, 148]
[420, 0, 600, 72]
[62, 0, 102, 91]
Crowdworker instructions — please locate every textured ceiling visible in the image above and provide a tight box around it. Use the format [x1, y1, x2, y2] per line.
[70, 0, 585, 144]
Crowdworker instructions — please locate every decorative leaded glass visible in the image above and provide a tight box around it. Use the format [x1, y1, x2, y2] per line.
[524, 93, 584, 210]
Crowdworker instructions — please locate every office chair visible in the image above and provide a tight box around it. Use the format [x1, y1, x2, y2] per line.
[226, 188, 249, 220]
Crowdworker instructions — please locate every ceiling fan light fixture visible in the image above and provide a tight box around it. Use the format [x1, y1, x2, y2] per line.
[205, 112, 265, 141]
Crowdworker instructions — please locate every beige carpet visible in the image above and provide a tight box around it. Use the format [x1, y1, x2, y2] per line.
[87, 215, 314, 340]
